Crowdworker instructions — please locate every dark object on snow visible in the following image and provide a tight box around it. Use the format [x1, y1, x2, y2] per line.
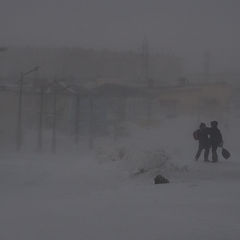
[154, 175, 169, 184]
[222, 148, 231, 159]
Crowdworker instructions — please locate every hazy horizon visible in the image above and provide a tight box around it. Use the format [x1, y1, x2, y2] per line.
[1, 0, 240, 72]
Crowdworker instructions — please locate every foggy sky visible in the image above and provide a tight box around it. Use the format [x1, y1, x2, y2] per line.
[1, 0, 240, 72]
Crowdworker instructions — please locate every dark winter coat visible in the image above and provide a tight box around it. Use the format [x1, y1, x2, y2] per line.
[208, 126, 223, 147]
[195, 128, 210, 148]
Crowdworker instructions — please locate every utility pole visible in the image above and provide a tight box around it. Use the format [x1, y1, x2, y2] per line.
[50, 79, 79, 150]
[16, 73, 24, 151]
[37, 86, 44, 152]
[89, 95, 94, 150]
[75, 94, 80, 144]
[51, 87, 57, 154]
[16, 66, 39, 151]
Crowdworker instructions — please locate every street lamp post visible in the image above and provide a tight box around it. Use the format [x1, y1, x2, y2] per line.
[16, 66, 39, 151]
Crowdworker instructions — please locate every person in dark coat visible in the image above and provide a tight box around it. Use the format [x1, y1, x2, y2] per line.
[194, 122, 210, 162]
[208, 121, 223, 162]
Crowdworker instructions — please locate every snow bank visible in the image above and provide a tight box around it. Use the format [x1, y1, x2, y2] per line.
[94, 116, 197, 177]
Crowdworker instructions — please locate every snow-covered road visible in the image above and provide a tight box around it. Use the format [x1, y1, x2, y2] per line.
[0, 152, 239, 240]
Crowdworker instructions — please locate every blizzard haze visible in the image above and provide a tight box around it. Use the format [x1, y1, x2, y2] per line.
[1, 1, 240, 240]
[1, 0, 240, 72]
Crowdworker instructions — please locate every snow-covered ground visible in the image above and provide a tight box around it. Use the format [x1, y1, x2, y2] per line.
[0, 115, 239, 240]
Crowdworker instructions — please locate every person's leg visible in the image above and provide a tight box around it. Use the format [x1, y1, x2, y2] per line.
[204, 147, 210, 162]
[195, 145, 203, 160]
[212, 144, 218, 162]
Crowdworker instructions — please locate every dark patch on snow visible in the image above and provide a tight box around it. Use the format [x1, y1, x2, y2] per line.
[154, 175, 170, 184]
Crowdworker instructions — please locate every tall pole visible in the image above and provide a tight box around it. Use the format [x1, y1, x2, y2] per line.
[75, 94, 80, 144]
[16, 66, 40, 151]
[52, 88, 57, 153]
[16, 73, 24, 151]
[89, 96, 94, 150]
[38, 86, 44, 152]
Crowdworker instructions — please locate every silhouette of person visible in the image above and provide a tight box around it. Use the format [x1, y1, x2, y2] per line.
[194, 123, 210, 162]
[208, 121, 223, 162]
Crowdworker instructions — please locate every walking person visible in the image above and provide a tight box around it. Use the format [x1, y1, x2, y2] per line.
[208, 121, 223, 162]
[193, 123, 210, 162]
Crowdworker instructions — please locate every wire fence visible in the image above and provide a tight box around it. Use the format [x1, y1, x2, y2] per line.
[0, 80, 231, 154]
